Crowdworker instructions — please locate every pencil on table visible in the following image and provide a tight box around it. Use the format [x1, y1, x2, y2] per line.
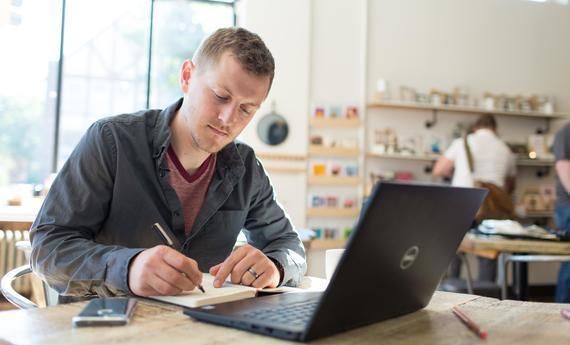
[452, 306, 488, 340]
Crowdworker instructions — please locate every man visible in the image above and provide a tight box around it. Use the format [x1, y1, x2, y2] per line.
[553, 122, 570, 303]
[433, 114, 516, 281]
[30, 27, 306, 299]
[433, 115, 516, 194]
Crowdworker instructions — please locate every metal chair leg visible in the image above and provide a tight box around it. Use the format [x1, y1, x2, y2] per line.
[458, 253, 474, 295]
[498, 253, 508, 300]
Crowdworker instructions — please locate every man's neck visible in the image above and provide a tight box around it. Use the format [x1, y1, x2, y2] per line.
[170, 111, 210, 174]
[475, 128, 495, 135]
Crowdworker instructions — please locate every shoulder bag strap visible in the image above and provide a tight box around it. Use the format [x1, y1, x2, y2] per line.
[463, 134, 475, 174]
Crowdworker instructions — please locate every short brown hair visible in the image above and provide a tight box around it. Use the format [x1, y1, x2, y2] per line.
[474, 114, 497, 130]
[193, 27, 275, 91]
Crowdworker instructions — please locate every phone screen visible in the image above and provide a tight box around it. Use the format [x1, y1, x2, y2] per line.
[72, 298, 137, 327]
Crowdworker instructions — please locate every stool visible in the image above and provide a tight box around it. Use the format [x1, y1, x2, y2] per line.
[439, 277, 502, 298]
[498, 253, 570, 300]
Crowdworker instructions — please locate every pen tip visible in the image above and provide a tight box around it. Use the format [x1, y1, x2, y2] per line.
[480, 331, 488, 340]
[199, 285, 206, 293]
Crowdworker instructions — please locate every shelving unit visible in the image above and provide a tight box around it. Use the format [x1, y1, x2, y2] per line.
[308, 145, 360, 157]
[367, 100, 569, 119]
[306, 116, 362, 243]
[516, 158, 555, 167]
[366, 152, 441, 161]
[366, 151, 555, 167]
[309, 118, 361, 128]
[308, 176, 360, 186]
[367, 100, 569, 133]
[306, 207, 360, 218]
[523, 210, 554, 218]
[304, 239, 347, 250]
[364, 99, 567, 225]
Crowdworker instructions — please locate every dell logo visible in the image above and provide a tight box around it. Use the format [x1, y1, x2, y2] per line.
[400, 246, 419, 270]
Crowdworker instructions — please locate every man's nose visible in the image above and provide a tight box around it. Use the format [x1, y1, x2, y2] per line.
[218, 104, 239, 125]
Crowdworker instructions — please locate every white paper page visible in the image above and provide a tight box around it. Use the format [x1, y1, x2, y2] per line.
[150, 274, 257, 308]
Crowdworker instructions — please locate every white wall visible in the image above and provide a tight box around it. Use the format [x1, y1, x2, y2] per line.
[237, 0, 311, 229]
[367, 0, 570, 112]
[365, 0, 570, 284]
[239, 0, 570, 283]
[237, 0, 310, 156]
[311, 0, 367, 104]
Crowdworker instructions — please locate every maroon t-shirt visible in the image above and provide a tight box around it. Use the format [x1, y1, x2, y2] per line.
[166, 146, 217, 236]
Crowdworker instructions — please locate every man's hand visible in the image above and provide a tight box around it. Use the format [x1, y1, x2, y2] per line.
[209, 244, 280, 289]
[128, 245, 202, 296]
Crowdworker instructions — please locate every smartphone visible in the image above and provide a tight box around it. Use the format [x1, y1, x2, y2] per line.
[72, 298, 137, 327]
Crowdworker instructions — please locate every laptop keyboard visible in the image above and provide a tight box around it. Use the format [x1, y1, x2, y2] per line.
[241, 300, 318, 326]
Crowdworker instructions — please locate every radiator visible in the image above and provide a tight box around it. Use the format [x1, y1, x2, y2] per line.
[0, 230, 31, 295]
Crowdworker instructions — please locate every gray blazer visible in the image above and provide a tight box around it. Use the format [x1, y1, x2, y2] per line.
[30, 99, 307, 297]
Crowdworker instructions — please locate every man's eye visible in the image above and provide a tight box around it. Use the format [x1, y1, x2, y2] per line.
[215, 93, 229, 102]
[240, 108, 251, 116]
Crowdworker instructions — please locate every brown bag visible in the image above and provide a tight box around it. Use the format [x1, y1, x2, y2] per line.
[464, 136, 515, 221]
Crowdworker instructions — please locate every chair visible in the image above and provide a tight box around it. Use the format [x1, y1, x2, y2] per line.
[439, 252, 502, 298]
[498, 253, 570, 300]
[439, 252, 475, 294]
[0, 241, 59, 309]
[2, 265, 38, 309]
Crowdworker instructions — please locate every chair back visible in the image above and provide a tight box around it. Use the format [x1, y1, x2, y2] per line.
[0, 240, 59, 309]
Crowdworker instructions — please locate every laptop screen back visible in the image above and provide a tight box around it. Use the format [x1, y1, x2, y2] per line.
[303, 182, 486, 340]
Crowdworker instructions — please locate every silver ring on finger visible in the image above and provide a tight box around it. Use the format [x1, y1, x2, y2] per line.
[246, 267, 259, 280]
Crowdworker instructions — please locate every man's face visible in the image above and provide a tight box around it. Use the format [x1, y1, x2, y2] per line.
[179, 52, 270, 154]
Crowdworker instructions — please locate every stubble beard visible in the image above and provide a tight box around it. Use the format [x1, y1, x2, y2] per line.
[185, 104, 232, 154]
[190, 128, 214, 154]
[190, 125, 231, 154]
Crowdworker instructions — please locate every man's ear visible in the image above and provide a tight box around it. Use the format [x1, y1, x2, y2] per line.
[180, 59, 195, 93]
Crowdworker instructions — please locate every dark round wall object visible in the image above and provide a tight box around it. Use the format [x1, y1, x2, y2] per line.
[257, 112, 289, 146]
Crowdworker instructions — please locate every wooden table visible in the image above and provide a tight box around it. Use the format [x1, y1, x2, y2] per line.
[0, 201, 41, 230]
[460, 234, 570, 255]
[460, 234, 570, 300]
[0, 291, 569, 344]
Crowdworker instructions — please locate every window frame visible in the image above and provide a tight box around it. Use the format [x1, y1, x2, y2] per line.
[50, 0, 236, 173]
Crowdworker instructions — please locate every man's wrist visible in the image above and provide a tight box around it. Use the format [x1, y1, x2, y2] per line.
[125, 249, 145, 295]
[268, 256, 284, 286]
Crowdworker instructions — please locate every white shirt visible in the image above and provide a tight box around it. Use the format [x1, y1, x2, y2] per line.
[444, 129, 516, 188]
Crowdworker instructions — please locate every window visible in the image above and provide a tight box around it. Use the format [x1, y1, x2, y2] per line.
[58, 0, 151, 167]
[0, 0, 61, 186]
[150, 0, 234, 107]
[0, 0, 235, 189]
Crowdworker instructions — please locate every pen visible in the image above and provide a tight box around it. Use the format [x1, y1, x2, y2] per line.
[452, 306, 487, 340]
[152, 222, 205, 293]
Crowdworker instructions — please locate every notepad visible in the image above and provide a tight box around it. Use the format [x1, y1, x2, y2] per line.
[149, 274, 259, 308]
[149, 274, 326, 308]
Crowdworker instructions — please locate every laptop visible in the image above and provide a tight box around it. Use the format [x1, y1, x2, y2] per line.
[183, 182, 487, 341]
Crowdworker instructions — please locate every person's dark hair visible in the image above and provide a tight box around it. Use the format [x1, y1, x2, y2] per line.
[474, 114, 497, 130]
[193, 27, 275, 92]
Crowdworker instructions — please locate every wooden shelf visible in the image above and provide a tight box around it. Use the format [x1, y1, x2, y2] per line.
[523, 210, 554, 218]
[308, 145, 360, 157]
[305, 239, 347, 250]
[264, 166, 306, 174]
[256, 152, 306, 161]
[366, 152, 440, 161]
[367, 100, 569, 119]
[308, 176, 360, 186]
[517, 158, 554, 167]
[306, 207, 360, 218]
[309, 117, 361, 128]
[367, 151, 554, 166]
